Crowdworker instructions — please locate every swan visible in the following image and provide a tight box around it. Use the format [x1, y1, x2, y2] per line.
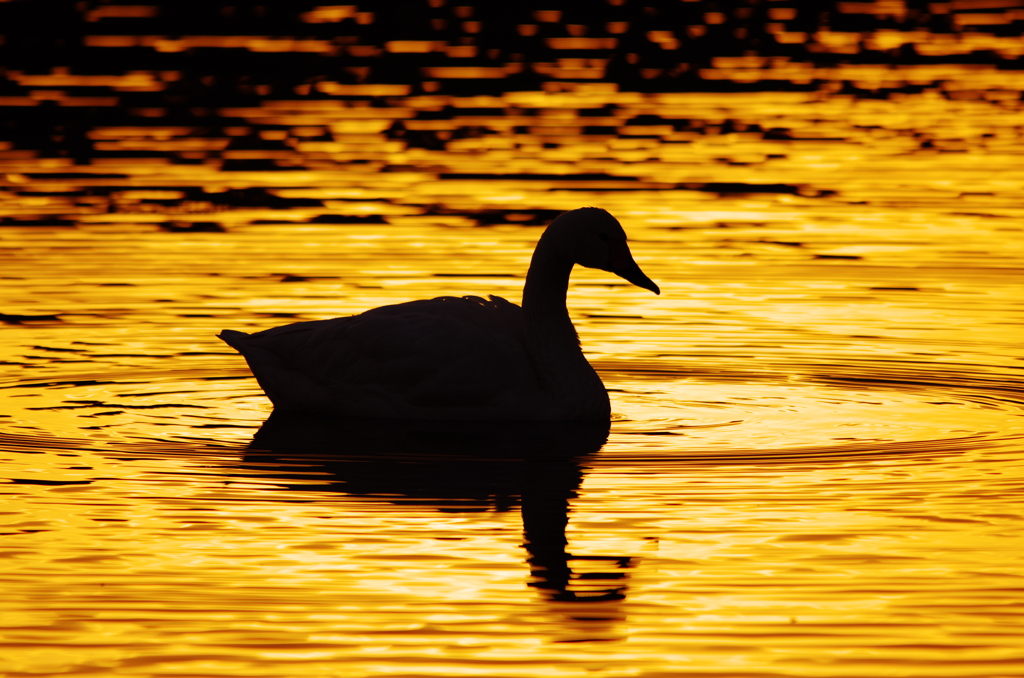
[219, 207, 659, 420]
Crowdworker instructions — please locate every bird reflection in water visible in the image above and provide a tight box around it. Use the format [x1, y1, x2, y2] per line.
[246, 412, 633, 603]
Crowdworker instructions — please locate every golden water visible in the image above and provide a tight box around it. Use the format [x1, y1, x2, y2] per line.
[2, 84, 1024, 675]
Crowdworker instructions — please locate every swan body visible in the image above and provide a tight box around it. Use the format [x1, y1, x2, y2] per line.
[219, 207, 659, 420]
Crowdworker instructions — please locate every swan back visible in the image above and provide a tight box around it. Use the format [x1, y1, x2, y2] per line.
[222, 295, 557, 419]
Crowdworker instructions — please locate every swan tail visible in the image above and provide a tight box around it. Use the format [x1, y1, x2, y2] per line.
[219, 328, 347, 413]
[218, 329, 333, 411]
[218, 329, 251, 352]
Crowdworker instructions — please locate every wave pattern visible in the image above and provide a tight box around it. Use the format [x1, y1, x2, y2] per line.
[2, 7, 1024, 674]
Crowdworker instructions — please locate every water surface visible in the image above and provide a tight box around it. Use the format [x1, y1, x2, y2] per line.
[2, 9, 1024, 675]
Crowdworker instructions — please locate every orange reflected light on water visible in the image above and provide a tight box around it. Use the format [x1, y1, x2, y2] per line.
[3, 2, 1024, 675]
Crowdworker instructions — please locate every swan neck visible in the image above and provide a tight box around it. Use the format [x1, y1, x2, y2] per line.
[522, 243, 575, 343]
[520, 228, 610, 419]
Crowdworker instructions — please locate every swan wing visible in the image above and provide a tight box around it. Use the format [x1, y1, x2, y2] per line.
[221, 295, 540, 418]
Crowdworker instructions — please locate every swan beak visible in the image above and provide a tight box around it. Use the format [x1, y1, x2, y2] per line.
[607, 240, 660, 295]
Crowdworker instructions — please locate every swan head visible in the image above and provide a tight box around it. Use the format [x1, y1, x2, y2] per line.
[547, 207, 660, 295]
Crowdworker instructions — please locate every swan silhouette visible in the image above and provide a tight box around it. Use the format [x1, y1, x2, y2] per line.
[219, 207, 659, 420]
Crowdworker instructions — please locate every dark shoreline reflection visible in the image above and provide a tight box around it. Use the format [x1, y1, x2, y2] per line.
[246, 412, 632, 603]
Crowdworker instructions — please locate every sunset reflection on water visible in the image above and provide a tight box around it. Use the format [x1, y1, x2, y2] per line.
[2, 1, 1024, 676]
